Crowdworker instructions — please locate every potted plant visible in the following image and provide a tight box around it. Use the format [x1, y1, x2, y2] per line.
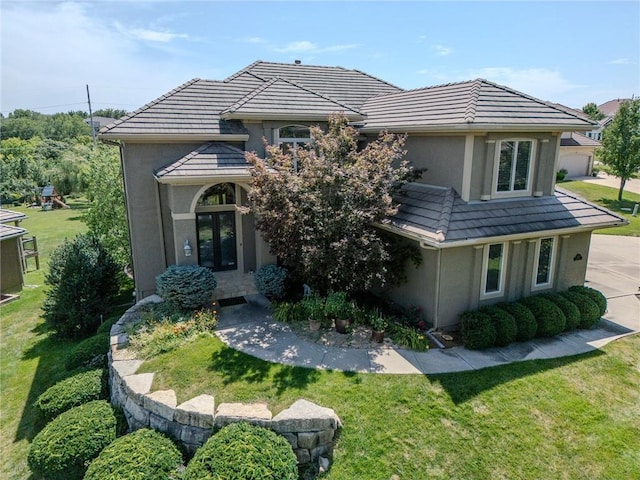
[369, 310, 388, 343]
[300, 294, 324, 331]
[324, 292, 353, 334]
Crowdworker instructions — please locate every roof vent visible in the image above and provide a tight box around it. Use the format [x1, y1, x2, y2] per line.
[294, 59, 301, 65]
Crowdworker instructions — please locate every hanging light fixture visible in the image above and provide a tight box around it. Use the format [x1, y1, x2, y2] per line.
[183, 239, 192, 257]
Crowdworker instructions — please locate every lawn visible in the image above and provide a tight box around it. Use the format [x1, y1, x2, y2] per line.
[0, 201, 131, 480]
[139, 332, 640, 479]
[559, 180, 640, 236]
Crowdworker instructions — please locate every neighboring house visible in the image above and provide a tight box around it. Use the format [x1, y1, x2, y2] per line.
[100, 60, 626, 330]
[584, 98, 630, 141]
[0, 209, 27, 296]
[85, 116, 117, 134]
[558, 131, 600, 177]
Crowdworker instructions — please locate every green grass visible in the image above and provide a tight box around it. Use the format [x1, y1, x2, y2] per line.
[559, 180, 640, 236]
[140, 334, 640, 479]
[0, 201, 132, 480]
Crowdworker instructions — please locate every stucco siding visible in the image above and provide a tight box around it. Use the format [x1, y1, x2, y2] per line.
[1, 238, 23, 293]
[555, 232, 591, 291]
[403, 135, 466, 191]
[436, 247, 477, 329]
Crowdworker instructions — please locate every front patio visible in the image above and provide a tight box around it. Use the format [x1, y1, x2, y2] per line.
[213, 270, 258, 301]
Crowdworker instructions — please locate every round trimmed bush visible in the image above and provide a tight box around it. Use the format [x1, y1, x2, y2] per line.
[560, 291, 601, 328]
[96, 315, 120, 334]
[84, 428, 183, 480]
[65, 333, 109, 370]
[569, 285, 607, 317]
[184, 422, 297, 480]
[460, 311, 496, 350]
[518, 296, 566, 338]
[254, 264, 288, 300]
[34, 368, 107, 421]
[27, 400, 117, 480]
[480, 306, 517, 347]
[156, 265, 217, 310]
[496, 302, 537, 341]
[541, 294, 581, 332]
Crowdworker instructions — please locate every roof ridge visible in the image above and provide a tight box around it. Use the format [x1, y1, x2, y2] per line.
[100, 78, 201, 134]
[223, 60, 264, 82]
[351, 68, 404, 91]
[464, 80, 482, 123]
[435, 187, 456, 242]
[222, 78, 277, 114]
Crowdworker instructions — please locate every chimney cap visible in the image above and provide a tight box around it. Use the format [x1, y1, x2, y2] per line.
[294, 59, 301, 65]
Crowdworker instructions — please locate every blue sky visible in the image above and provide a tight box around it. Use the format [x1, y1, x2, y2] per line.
[1, 0, 638, 116]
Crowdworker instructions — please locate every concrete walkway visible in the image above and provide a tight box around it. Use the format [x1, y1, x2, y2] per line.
[215, 235, 639, 375]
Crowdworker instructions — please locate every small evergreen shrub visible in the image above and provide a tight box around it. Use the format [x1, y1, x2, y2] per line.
[496, 302, 537, 341]
[541, 293, 581, 331]
[156, 265, 217, 310]
[84, 428, 183, 480]
[34, 368, 107, 421]
[569, 285, 607, 317]
[184, 422, 297, 480]
[460, 311, 496, 350]
[518, 296, 566, 338]
[254, 264, 288, 300]
[560, 291, 601, 328]
[27, 400, 117, 480]
[42, 234, 120, 339]
[480, 306, 517, 347]
[65, 333, 109, 370]
[96, 315, 120, 334]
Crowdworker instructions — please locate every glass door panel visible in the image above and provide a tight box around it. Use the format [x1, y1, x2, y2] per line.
[197, 212, 237, 271]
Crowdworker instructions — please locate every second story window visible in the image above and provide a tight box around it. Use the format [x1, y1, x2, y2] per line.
[275, 125, 311, 171]
[495, 140, 535, 194]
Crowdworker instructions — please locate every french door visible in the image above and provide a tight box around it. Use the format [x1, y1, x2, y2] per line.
[196, 211, 237, 271]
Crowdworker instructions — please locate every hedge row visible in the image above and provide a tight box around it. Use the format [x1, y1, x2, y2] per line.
[461, 286, 606, 350]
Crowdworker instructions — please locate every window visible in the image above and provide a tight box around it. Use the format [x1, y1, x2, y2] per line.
[533, 237, 555, 288]
[482, 243, 507, 297]
[275, 125, 311, 171]
[495, 140, 534, 194]
[197, 183, 236, 206]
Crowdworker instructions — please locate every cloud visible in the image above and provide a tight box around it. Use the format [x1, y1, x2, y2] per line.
[469, 67, 584, 99]
[242, 36, 268, 44]
[273, 40, 359, 54]
[432, 44, 453, 56]
[117, 24, 189, 43]
[610, 58, 635, 65]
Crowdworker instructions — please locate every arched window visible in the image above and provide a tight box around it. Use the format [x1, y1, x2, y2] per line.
[197, 183, 236, 206]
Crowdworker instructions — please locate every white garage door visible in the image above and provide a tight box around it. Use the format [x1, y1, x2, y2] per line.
[559, 154, 590, 177]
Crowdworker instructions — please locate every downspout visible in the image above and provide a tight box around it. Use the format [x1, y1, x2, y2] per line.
[420, 240, 443, 335]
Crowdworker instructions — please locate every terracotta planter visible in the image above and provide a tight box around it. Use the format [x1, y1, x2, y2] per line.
[334, 318, 351, 334]
[371, 330, 385, 343]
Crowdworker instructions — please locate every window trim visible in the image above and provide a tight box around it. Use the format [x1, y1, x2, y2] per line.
[274, 125, 312, 172]
[492, 138, 536, 197]
[481, 242, 508, 299]
[532, 236, 556, 290]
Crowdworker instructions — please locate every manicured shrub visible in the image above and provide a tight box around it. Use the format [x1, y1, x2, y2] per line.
[254, 264, 288, 300]
[65, 332, 109, 370]
[541, 293, 581, 332]
[156, 265, 217, 310]
[460, 311, 496, 350]
[496, 302, 538, 341]
[34, 368, 107, 421]
[27, 400, 117, 480]
[569, 285, 607, 317]
[42, 234, 120, 338]
[184, 422, 297, 480]
[518, 296, 566, 338]
[560, 291, 601, 328]
[480, 306, 517, 347]
[84, 428, 183, 480]
[96, 315, 120, 334]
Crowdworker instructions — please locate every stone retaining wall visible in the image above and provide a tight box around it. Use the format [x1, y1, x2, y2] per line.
[108, 296, 341, 467]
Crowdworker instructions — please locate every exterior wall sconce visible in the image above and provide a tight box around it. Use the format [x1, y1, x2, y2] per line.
[573, 253, 582, 261]
[184, 239, 192, 257]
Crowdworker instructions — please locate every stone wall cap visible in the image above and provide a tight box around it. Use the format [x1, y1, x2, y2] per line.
[175, 394, 215, 429]
[271, 399, 342, 432]
[215, 402, 272, 428]
[123, 372, 154, 397]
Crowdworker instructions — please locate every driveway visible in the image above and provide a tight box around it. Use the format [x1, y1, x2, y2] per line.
[574, 171, 640, 195]
[586, 234, 640, 332]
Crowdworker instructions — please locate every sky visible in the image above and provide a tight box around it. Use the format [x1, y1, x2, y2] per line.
[1, 0, 638, 116]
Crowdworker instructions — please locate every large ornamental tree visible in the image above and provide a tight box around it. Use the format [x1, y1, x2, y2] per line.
[597, 98, 640, 201]
[246, 114, 421, 294]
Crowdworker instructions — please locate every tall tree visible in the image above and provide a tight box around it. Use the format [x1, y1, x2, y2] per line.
[246, 114, 421, 294]
[582, 102, 605, 121]
[597, 99, 640, 201]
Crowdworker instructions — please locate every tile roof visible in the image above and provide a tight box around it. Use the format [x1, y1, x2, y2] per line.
[0, 223, 26, 241]
[598, 98, 631, 117]
[221, 77, 364, 120]
[154, 142, 251, 182]
[388, 183, 626, 246]
[100, 61, 399, 139]
[560, 132, 601, 147]
[361, 79, 597, 132]
[0, 209, 27, 224]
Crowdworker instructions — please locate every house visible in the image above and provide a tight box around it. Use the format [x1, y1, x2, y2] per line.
[100, 60, 626, 330]
[558, 131, 600, 177]
[84, 116, 117, 134]
[0, 209, 27, 297]
[584, 98, 630, 141]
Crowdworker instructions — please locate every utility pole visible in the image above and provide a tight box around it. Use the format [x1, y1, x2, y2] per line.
[86, 84, 97, 147]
